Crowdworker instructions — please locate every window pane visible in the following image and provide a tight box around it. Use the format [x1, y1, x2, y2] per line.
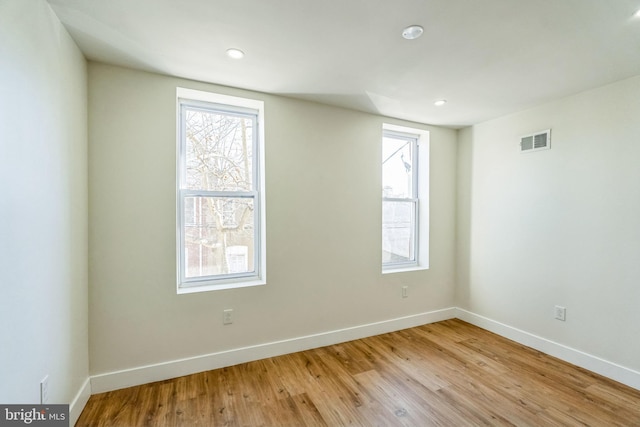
[382, 200, 416, 264]
[184, 108, 253, 192]
[183, 196, 255, 278]
[382, 135, 413, 198]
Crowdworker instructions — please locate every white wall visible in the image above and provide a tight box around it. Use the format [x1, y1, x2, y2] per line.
[87, 63, 458, 379]
[457, 75, 640, 373]
[0, 0, 89, 411]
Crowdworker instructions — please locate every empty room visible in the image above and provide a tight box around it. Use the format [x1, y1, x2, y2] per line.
[2, 0, 640, 425]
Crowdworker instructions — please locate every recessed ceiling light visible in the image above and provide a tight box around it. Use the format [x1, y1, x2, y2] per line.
[226, 48, 245, 59]
[434, 99, 447, 106]
[634, 8, 640, 18]
[402, 25, 424, 40]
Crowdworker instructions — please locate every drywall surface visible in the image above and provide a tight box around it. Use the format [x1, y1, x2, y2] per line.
[87, 63, 457, 375]
[457, 75, 640, 372]
[0, 0, 89, 404]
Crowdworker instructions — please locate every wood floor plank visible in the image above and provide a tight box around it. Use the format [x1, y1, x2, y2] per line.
[353, 369, 439, 426]
[76, 320, 640, 426]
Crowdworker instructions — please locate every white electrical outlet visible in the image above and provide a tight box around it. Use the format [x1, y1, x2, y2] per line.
[40, 375, 49, 404]
[402, 286, 408, 298]
[223, 309, 233, 325]
[554, 305, 566, 321]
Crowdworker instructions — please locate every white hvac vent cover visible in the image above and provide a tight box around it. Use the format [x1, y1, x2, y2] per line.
[520, 129, 551, 153]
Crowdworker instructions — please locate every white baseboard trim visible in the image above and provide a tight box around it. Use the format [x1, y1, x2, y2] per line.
[90, 307, 457, 393]
[89, 307, 640, 396]
[456, 308, 640, 391]
[69, 377, 91, 426]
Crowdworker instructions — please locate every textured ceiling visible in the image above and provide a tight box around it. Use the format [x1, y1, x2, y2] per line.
[48, 0, 640, 128]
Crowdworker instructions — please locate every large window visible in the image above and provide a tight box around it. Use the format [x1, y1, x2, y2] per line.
[177, 88, 265, 292]
[382, 124, 429, 272]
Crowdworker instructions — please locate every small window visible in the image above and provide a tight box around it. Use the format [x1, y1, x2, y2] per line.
[177, 88, 266, 292]
[382, 124, 429, 273]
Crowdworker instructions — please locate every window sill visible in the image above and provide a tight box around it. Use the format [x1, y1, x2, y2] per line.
[177, 278, 266, 294]
[382, 264, 429, 275]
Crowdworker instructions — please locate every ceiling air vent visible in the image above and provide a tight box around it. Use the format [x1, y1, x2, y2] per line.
[520, 129, 551, 153]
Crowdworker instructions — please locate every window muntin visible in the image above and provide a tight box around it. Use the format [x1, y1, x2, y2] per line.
[382, 130, 419, 268]
[178, 91, 264, 290]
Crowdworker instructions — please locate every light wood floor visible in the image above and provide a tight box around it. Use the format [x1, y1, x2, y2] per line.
[76, 319, 640, 426]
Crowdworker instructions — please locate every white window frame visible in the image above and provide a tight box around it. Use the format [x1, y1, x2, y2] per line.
[382, 123, 429, 274]
[176, 87, 266, 293]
